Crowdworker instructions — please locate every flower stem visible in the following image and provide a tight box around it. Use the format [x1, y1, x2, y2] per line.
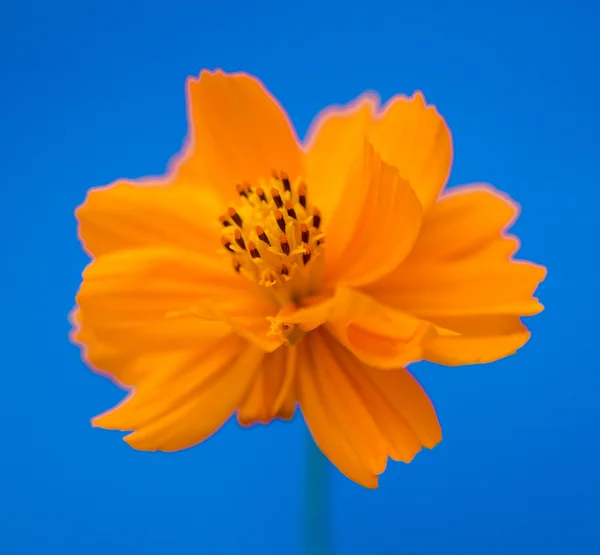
[303, 430, 334, 555]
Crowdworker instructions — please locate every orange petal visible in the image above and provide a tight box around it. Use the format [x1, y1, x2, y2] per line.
[76, 180, 222, 259]
[423, 315, 532, 366]
[368, 185, 547, 365]
[328, 339, 441, 460]
[69, 308, 143, 387]
[306, 333, 388, 474]
[296, 337, 379, 488]
[369, 92, 452, 211]
[237, 346, 297, 426]
[305, 91, 452, 217]
[327, 288, 434, 369]
[304, 94, 378, 223]
[95, 339, 265, 452]
[175, 70, 304, 201]
[323, 141, 423, 288]
[285, 288, 431, 369]
[75, 247, 281, 354]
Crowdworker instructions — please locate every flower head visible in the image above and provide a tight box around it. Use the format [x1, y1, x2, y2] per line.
[71, 70, 545, 488]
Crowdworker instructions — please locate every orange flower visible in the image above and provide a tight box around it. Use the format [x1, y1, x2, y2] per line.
[71, 70, 545, 488]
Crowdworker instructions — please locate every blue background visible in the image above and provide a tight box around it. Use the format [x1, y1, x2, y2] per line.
[1, 1, 598, 554]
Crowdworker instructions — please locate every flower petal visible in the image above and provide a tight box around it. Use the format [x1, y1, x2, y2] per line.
[283, 288, 433, 369]
[298, 330, 441, 487]
[367, 185, 547, 365]
[75, 247, 281, 354]
[305, 92, 452, 217]
[423, 315, 532, 366]
[296, 334, 381, 488]
[323, 141, 423, 288]
[237, 346, 297, 426]
[70, 308, 143, 387]
[175, 70, 304, 200]
[304, 94, 378, 222]
[328, 339, 442, 458]
[95, 337, 265, 452]
[369, 92, 452, 211]
[76, 180, 222, 259]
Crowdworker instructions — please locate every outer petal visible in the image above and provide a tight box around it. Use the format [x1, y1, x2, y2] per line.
[366, 185, 547, 365]
[297, 332, 386, 488]
[70, 308, 143, 387]
[305, 91, 452, 218]
[237, 346, 297, 426]
[76, 180, 223, 259]
[298, 330, 441, 488]
[95, 336, 265, 452]
[175, 70, 304, 201]
[323, 141, 423, 288]
[75, 247, 282, 353]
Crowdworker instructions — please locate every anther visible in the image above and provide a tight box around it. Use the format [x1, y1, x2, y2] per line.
[316, 238, 324, 247]
[281, 171, 291, 192]
[302, 244, 312, 265]
[228, 207, 243, 227]
[271, 187, 284, 208]
[219, 214, 231, 227]
[312, 207, 321, 229]
[298, 182, 307, 209]
[285, 200, 297, 220]
[280, 234, 290, 255]
[274, 209, 286, 232]
[281, 264, 289, 276]
[234, 229, 246, 250]
[256, 225, 271, 246]
[236, 183, 249, 199]
[233, 259, 241, 273]
[300, 223, 309, 243]
[256, 187, 267, 203]
[248, 240, 261, 259]
[221, 237, 234, 253]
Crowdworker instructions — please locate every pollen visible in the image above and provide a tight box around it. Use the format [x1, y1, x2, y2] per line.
[219, 171, 325, 306]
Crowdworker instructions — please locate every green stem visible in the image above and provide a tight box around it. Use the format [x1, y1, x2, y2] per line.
[303, 431, 334, 555]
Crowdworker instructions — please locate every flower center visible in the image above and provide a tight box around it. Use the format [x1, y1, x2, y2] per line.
[219, 171, 325, 308]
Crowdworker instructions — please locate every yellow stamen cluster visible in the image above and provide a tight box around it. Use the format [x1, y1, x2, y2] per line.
[219, 171, 325, 307]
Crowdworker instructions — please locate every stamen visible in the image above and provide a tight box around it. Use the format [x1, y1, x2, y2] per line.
[248, 240, 261, 259]
[274, 209, 286, 232]
[285, 200, 297, 220]
[280, 234, 290, 255]
[300, 223, 309, 243]
[256, 225, 271, 246]
[257, 187, 267, 203]
[298, 182, 307, 209]
[302, 244, 312, 265]
[312, 207, 321, 229]
[234, 229, 246, 250]
[221, 237, 234, 252]
[281, 171, 291, 192]
[228, 207, 243, 227]
[236, 183, 249, 199]
[218, 171, 325, 310]
[271, 188, 284, 208]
